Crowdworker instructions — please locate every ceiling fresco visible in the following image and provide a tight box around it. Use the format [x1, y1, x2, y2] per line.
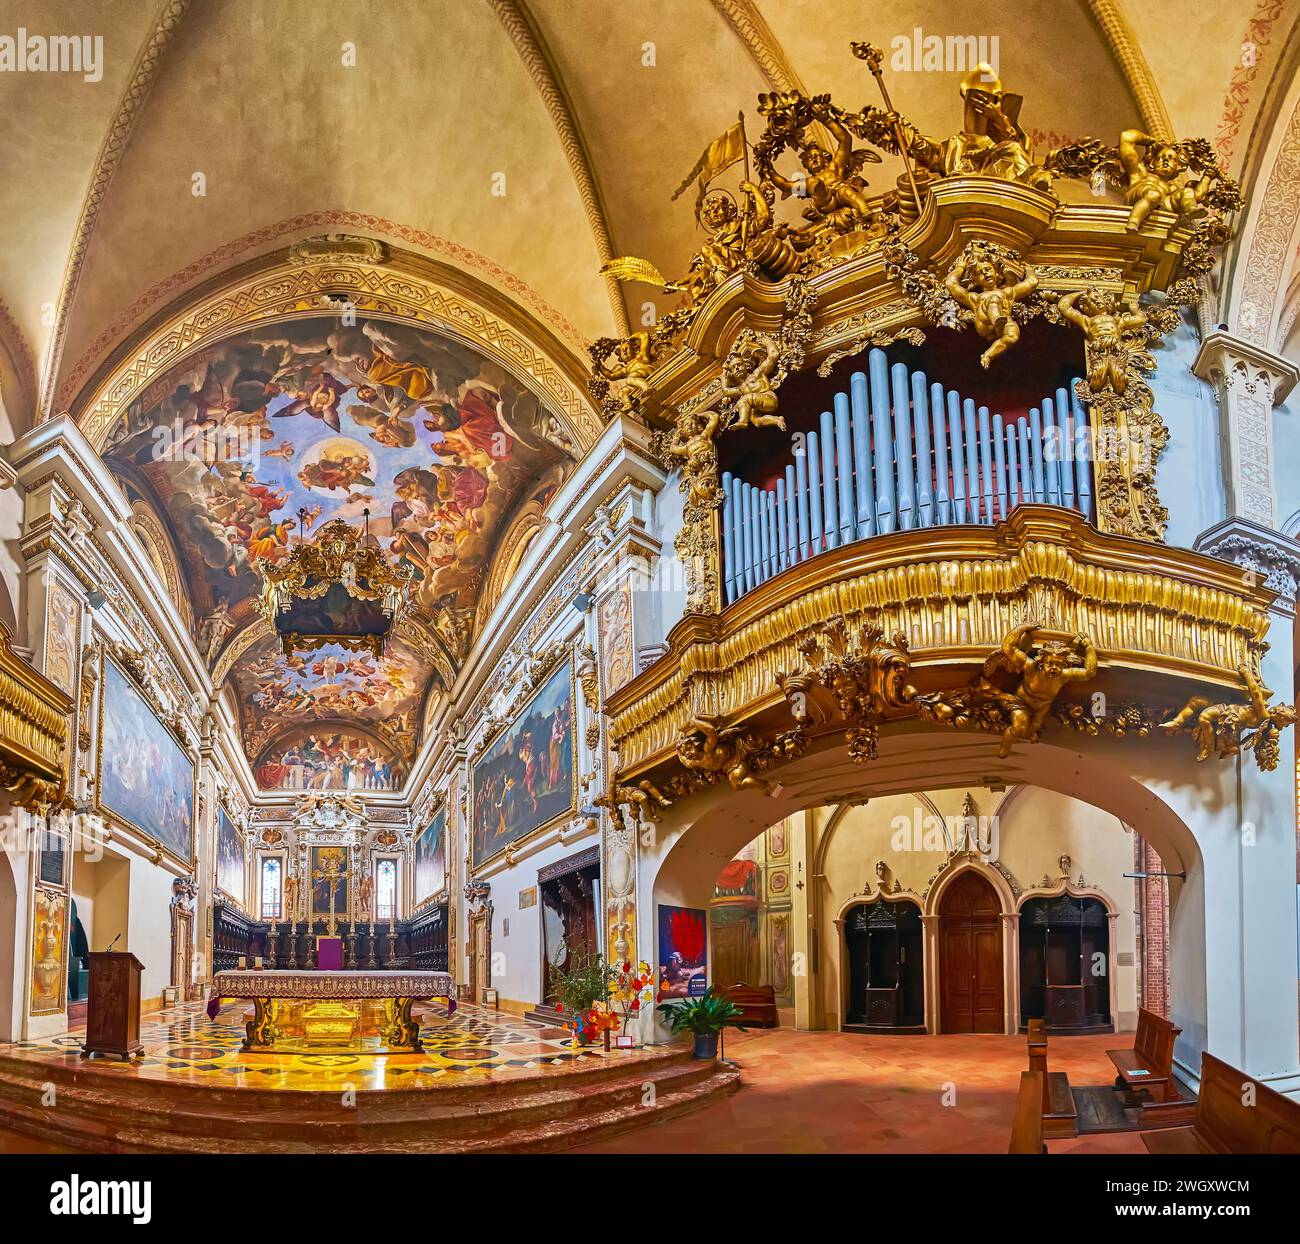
[104, 314, 569, 782]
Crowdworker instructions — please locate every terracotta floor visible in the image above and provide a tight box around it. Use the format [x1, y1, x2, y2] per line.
[575, 1025, 1151, 1154]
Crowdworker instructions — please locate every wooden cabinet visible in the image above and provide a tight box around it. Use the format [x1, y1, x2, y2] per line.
[1019, 895, 1110, 1033]
[843, 899, 924, 1032]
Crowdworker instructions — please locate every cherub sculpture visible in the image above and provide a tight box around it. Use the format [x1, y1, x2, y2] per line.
[764, 101, 884, 244]
[719, 333, 784, 430]
[662, 405, 722, 508]
[944, 247, 1038, 368]
[1118, 130, 1215, 232]
[593, 330, 657, 412]
[918, 624, 1098, 757]
[676, 717, 767, 791]
[1057, 290, 1150, 394]
[1158, 664, 1296, 770]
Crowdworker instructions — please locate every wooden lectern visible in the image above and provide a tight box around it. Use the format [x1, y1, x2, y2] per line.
[82, 951, 144, 1060]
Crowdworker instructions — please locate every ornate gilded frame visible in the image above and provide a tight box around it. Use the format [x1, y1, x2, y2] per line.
[470, 654, 579, 871]
[94, 650, 197, 870]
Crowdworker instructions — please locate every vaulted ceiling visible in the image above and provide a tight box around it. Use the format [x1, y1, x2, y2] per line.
[2, 0, 1296, 789]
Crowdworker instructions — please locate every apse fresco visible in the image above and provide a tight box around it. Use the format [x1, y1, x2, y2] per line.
[104, 315, 567, 775]
[233, 634, 430, 775]
[254, 729, 405, 792]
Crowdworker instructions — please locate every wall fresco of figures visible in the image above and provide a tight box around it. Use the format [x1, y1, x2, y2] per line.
[471, 660, 575, 869]
[414, 807, 447, 905]
[104, 314, 566, 768]
[216, 807, 244, 907]
[98, 658, 195, 864]
[254, 728, 405, 791]
[43, 577, 80, 696]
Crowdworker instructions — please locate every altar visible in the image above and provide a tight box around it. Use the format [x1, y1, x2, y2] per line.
[210, 970, 456, 1053]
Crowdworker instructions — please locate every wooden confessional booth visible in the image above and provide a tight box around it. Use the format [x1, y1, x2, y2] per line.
[842, 898, 925, 1032]
[1018, 893, 1111, 1033]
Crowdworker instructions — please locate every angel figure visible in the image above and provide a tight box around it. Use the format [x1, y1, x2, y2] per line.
[676, 717, 766, 791]
[764, 103, 884, 242]
[593, 331, 658, 412]
[1118, 130, 1214, 232]
[944, 248, 1038, 368]
[1057, 290, 1150, 394]
[719, 333, 784, 430]
[1159, 663, 1296, 768]
[663, 406, 721, 508]
[985, 626, 1097, 757]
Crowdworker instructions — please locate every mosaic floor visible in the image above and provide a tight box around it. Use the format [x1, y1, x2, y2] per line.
[0, 999, 633, 1092]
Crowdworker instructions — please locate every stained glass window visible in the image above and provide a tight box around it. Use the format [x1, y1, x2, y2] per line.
[261, 857, 282, 920]
[376, 858, 396, 921]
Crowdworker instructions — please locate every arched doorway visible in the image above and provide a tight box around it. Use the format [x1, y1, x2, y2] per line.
[0, 847, 18, 1042]
[938, 871, 1004, 1033]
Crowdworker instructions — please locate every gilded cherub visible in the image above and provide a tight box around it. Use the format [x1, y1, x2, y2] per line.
[919, 625, 1098, 757]
[944, 248, 1038, 368]
[677, 717, 766, 791]
[1119, 130, 1215, 232]
[1158, 663, 1296, 769]
[764, 101, 883, 242]
[1057, 290, 1149, 394]
[720, 333, 784, 430]
[594, 330, 658, 412]
[662, 405, 721, 508]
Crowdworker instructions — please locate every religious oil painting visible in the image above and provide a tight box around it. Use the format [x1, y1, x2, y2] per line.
[216, 807, 244, 908]
[471, 659, 575, 869]
[311, 845, 350, 921]
[98, 656, 195, 866]
[657, 904, 708, 1001]
[414, 807, 447, 906]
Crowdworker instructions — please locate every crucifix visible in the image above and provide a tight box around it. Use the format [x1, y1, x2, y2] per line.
[312, 852, 350, 937]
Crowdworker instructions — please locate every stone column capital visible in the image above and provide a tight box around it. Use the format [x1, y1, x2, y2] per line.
[1192, 330, 1300, 405]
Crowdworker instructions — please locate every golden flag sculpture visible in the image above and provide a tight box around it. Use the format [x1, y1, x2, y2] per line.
[671, 115, 747, 201]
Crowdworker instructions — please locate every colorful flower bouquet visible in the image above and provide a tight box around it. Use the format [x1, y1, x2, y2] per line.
[607, 959, 655, 1047]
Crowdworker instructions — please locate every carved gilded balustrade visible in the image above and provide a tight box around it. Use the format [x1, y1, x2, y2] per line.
[0, 621, 73, 811]
[604, 508, 1274, 781]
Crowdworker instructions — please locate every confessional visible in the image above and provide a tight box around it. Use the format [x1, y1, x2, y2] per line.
[843, 898, 924, 1032]
[1018, 894, 1111, 1033]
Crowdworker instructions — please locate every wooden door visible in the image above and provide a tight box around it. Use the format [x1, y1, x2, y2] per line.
[938, 871, 1004, 1033]
[469, 911, 490, 1002]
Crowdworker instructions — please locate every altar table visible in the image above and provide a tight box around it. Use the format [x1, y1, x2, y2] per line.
[209, 970, 456, 1052]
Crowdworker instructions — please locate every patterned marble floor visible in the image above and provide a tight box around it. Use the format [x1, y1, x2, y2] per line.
[0, 999, 633, 1092]
[575, 1025, 1153, 1154]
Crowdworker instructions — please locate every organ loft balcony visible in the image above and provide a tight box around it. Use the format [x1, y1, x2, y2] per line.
[590, 162, 1291, 799]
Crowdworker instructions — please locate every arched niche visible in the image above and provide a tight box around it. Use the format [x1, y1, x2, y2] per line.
[835, 893, 925, 1033]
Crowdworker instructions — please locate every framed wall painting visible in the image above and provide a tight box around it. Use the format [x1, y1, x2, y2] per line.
[470, 657, 576, 870]
[215, 805, 245, 909]
[96, 653, 196, 868]
[310, 845, 349, 921]
[36, 823, 68, 890]
[413, 806, 447, 907]
[657, 904, 708, 1001]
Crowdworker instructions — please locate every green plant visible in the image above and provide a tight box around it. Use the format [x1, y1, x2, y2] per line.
[656, 987, 746, 1035]
[548, 953, 612, 1017]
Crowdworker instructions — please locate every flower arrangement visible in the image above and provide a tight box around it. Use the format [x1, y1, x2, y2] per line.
[607, 959, 655, 1042]
[549, 952, 616, 1047]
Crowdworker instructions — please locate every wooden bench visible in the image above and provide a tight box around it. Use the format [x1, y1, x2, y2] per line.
[1027, 1018, 1078, 1138]
[1144, 1052, 1300, 1154]
[1009, 1071, 1047, 1154]
[1107, 1008, 1192, 1121]
[716, 982, 779, 1028]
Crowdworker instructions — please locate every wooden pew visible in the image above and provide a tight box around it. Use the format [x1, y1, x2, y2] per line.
[1027, 1018, 1078, 1138]
[1144, 1052, 1300, 1154]
[1107, 1008, 1193, 1122]
[716, 982, 779, 1028]
[1009, 1071, 1047, 1154]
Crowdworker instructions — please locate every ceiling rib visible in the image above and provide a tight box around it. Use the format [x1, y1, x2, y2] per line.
[489, 0, 631, 337]
[709, 0, 809, 93]
[1082, 0, 1176, 140]
[36, 0, 193, 423]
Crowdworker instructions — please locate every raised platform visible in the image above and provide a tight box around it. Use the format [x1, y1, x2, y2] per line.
[0, 1000, 738, 1153]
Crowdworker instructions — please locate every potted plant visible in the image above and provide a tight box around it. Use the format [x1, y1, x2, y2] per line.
[548, 953, 613, 1046]
[657, 987, 745, 1059]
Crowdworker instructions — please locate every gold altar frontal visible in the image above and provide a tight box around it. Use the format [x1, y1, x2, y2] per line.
[211, 970, 456, 1053]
